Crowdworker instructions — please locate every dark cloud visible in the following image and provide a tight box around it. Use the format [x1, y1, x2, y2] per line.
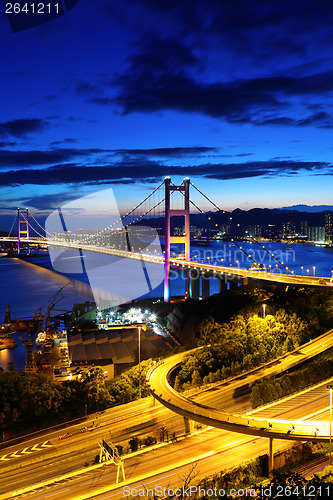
[20, 192, 84, 211]
[111, 64, 333, 125]
[49, 138, 80, 147]
[0, 118, 49, 138]
[251, 111, 333, 128]
[0, 148, 111, 168]
[80, 1, 333, 128]
[128, 0, 179, 11]
[89, 97, 114, 105]
[0, 141, 17, 148]
[0, 146, 216, 168]
[114, 146, 217, 158]
[0, 159, 330, 188]
[201, 160, 331, 180]
[114, 71, 280, 118]
[76, 82, 101, 96]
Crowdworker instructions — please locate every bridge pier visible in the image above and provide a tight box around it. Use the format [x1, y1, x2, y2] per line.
[229, 280, 239, 290]
[184, 416, 195, 435]
[185, 268, 191, 299]
[191, 270, 200, 300]
[218, 275, 228, 293]
[202, 273, 210, 300]
[268, 437, 274, 478]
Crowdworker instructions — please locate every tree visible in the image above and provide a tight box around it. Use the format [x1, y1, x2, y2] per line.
[192, 370, 202, 387]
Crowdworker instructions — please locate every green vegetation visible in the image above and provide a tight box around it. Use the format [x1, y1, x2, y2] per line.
[173, 309, 308, 391]
[171, 285, 333, 346]
[251, 348, 333, 408]
[0, 367, 112, 436]
[254, 469, 333, 500]
[106, 358, 153, 402]
[0, 360, 154, 438]
[2, 285, 332, 438]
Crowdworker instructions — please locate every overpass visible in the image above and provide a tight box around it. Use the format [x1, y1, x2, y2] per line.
[146, 329, 333, 444]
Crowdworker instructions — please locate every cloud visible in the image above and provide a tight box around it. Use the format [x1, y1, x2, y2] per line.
[111, 66, 333, 126]
[49, 138, 80, 147]
[0, 141, 18, 148]
[0, 148, 111, 168]
[0, 159, 330, 189]
[0, 118, 49, 138]
[0, 146, 216, 168]
[19, 191, 85, 211]
[79, 1, 333, 128]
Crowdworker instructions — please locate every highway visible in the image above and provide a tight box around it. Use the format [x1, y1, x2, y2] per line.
[2, 329, 333, 498]
[3, 379, 333, 500]
[147, 347, 333, 441]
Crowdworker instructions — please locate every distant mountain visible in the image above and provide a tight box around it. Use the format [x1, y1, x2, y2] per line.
[278, 204, 333, 213]
[136, 206, 331, 238]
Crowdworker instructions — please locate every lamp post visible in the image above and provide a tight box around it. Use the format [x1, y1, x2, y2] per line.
[263, 303, 266, 319]
[313, 266, 316, 277]
[327, 384, 333, 465]
[138, 326, 141, 399]
[301, 266, 303, 276]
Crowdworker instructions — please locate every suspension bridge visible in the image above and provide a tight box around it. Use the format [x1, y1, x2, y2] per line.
[1, 178, 332, 301]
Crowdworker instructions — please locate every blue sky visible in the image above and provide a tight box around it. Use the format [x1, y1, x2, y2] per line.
[1, 0, 333, 230]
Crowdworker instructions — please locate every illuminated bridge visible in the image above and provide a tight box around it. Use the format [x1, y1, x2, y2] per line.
[1, 178, 332, 300]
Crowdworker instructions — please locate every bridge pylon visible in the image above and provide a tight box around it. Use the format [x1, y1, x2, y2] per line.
[164, 177, 190, 302]
[17, 208, 30, 255]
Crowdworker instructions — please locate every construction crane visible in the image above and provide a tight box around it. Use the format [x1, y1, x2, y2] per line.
[43, 283, 70, 331]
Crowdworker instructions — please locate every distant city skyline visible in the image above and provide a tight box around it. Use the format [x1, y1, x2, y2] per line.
[1, 1, 333, 224]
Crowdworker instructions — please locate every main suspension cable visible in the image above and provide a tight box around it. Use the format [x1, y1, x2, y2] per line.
[190, 181, 293, 274]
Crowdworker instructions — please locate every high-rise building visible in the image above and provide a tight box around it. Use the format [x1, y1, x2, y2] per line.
[308, 226, 325, 242]
[246, 224, 261, 238]
[300, 220, 308, 238]
[325, 214, 333, 243]
[282, 222, 296, 238]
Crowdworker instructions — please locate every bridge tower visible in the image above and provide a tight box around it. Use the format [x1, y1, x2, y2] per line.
[17, 208, 30, 255]
[164, 177, 190, 302]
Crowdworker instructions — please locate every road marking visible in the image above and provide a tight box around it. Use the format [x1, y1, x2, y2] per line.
[21, 448, 33, 455]
[41, 441, 53, 448]
[0, 441, 54, 462]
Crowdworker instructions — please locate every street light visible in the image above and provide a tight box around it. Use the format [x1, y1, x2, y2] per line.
[301, 266, 303, 276]
[313, 266, 316, 277]
[327, 385, 333, 465]
[263, 303, 266, 319]
[138, 326, 141, 399]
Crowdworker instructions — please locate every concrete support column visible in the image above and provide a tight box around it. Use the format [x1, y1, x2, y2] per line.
[268, 437, 274, 478]
[185, 268, 190, 299]
[184, 417, 194, 434]
[229, 280, 238, 290]
[191, 270, 200, 300]
[218, 275, 227, 293]
[242, 277, 248, 286]
[202, 274, 210, 299]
